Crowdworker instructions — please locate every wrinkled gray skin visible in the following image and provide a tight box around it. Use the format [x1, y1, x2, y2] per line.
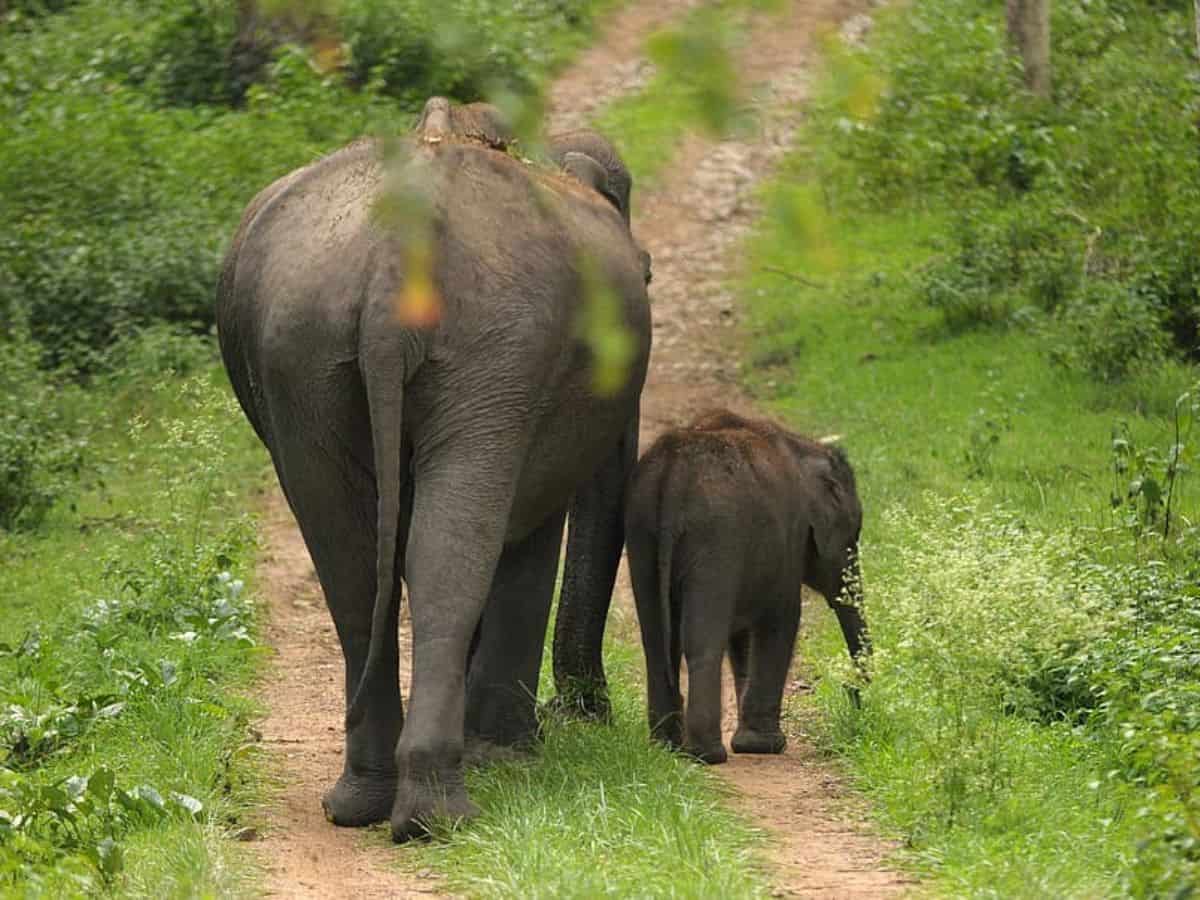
[625, 410, 869, 765]
[217, 109, 650, 839]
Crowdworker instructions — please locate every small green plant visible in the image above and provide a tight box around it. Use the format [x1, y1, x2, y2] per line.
[1052, 282, 1169, 384]
[1110, 386, 1195, 540]
[0, 764, 204, 888]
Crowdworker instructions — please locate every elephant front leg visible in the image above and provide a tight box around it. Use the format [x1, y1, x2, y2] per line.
[552, 411, 639, 720]
[464, 509, 567, 762]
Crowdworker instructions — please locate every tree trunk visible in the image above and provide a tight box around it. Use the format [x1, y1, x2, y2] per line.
[1194, 0, 1200, 61]
[1006, 0, 1052, 100]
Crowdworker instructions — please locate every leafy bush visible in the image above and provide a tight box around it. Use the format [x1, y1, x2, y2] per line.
[339, 0, 598, 106]
[146, 0, 242, 106]
[810, 0, 1200, 369]
[0, 332, 86, 531]
[820, 495, 1200, 894]
[1050, 282, 1168, 383]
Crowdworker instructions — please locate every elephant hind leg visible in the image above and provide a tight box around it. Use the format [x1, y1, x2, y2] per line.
[731, 595, 800, 756]
[679, 557, 739, 765]
[464, 507, 567, 761]
[390, 449, 524, 841]
[270, 435, 409, 828]
[626, 523, 683, 749]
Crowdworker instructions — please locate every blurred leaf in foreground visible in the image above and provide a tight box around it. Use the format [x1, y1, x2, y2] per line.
[577, 255, 635, 397]
[647, 8, 741, 137]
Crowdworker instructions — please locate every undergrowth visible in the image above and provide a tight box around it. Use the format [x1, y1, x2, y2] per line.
[0, 358, 266, 895]
[741, 1, 1200, 895]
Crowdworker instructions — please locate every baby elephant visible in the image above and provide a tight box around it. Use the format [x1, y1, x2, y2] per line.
[625, 409, 869, 764]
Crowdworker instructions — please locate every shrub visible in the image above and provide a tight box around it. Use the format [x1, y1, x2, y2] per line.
[1051, 282, 1168, 383]
[146, 0, 241, 106]
[812, 0, 1200, 368]
[920, 202, 1076, 331]
[0, 331, 86, 531]
[827, 495, 1200, 894]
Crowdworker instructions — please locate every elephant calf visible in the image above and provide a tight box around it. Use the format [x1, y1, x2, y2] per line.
[625, 409, 869, 764]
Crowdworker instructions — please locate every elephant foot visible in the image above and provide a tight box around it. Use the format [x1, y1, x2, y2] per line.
[649, 714, 684, 750]
[463, 735, 537, 769]
[321, 770, 397, 827]
[731, 727, 787, 755]
[545, 679, 612, 724]
[683, 741, 728, 765]
[390, 775, 480, 842]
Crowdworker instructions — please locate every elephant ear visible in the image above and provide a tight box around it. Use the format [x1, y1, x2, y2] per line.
[809, 447, 862, 565]
[546, 130, 633, 225]
[561, 151, 622, 213]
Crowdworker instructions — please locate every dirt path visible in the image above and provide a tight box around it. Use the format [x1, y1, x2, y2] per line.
[249, 1, 911, 896]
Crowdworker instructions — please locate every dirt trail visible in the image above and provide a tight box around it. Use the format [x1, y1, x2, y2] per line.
[249, 0, 911, 896]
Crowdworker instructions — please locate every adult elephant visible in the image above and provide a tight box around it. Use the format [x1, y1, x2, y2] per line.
[216, 105, 650, 840]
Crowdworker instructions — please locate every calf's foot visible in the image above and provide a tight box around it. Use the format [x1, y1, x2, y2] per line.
[683, 741, 728, 765]
[321, 770, 397, 827]
[731, 727, 787, 755]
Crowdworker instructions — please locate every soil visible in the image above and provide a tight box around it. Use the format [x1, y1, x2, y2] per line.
[248, 0, 915, 896]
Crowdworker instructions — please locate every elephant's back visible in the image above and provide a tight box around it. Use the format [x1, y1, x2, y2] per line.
[633, 419, 799, 547]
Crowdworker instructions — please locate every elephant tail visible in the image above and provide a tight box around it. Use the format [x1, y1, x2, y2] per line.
[345, 335, 410, 732]
[658, 527, 677, 693]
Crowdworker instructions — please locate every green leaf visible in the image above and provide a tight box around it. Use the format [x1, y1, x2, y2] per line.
[87, 767, 115, 803]
[170, 791, 203, 818]
[94, 837, 123, 878]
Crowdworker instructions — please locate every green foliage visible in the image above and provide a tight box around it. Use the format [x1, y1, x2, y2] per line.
[0, 0, 612, 373]
[1108, 387, 1197, 539]
[0, 371, 265, 893]
[0, 0, 81, 29]
[146, 0, 243, 106]
[0, 765, 205, 888]
[0, 329, 86, 531]
[1051, 282, 1169, 383]
[803, 497, 1200, 895]
[338, 0, 592, 108]
[810, 0, 1200, 371]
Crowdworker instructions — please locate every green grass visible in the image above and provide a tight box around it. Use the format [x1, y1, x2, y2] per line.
[0, 351, 269, 896]
[398, 637, 768, 899]
[735, 10, 1200, 893]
